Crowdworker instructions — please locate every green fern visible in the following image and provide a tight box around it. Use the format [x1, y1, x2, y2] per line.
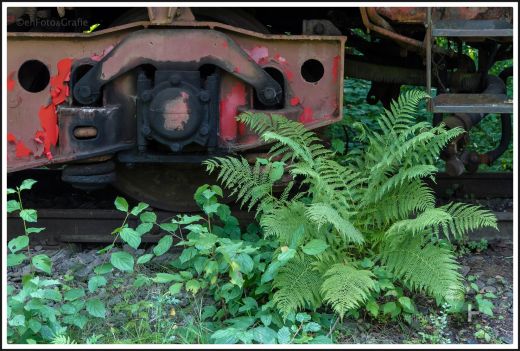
[379, 234, 464, 302]
[272, 254, 323, 318]
[205, 89, 498, 320]
[51, 334, 77, 344]
[321, 264, 376, 318]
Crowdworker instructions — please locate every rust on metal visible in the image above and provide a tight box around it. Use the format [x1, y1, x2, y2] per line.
[7, 19, 345, 172]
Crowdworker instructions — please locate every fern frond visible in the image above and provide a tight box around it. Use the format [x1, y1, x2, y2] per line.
[202, 156, 276, 214]
[436, 202, 498, 240]
[273, 254, 323, 318]
[51, 334, 77, 344]
[369, 180, 435, 226]
[260, 202, 310, 245]
[385, 208, 453, 237]
[379, 235, 464, 302]
[306, 203, 364, 244]
[321, 263, 376, 318]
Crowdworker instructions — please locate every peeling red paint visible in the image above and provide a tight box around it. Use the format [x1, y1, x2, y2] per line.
[222, 41, 228, 48]
[91, 45, 115, 62]
[15, 140, 32, 158]
[299, 107, 314, 123]
[220, 83, 247, 141]
[7, 133, 16, 143]
[285, 70, 294, 81]
[233, 66, 240, 74]
[332, 55, 340, 82]
[29, 57, 73, 160]
[7, 71, 16, 91]
[50, 58, 73, 106]
[274, 53, 287, 64]
[290, 97, 300, 106]
[245, 46, 269, 65]
[38, 104, 59, 153]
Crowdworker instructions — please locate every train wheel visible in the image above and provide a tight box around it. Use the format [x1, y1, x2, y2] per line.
[111, 8, 268, 211]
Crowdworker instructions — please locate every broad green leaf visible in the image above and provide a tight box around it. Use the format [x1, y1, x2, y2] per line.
[32, 254, 51, 274]
[277, 247, 296, 262]
[20, 209, 37, 223]
[331, 139, 346, 154]
[137, 253, 154, 264]
[86, 299, 106, 318]
[302, 239, 328, 255]
[229, 270, 244, 288]
[477, 298, 494, 316]
[153, 273, 182, 283]
[120, 227, 141, 249]
[252, 326, 278, 344]
[63, 315, 88, 329]
[88, 276, 107, 293]
[211, 328, 239, 344]
[153, 235, 173, 256]
[94, 263, 113, 275]
[130, 202, 149, 216]
[398, 296, 414, 312]
[277, 326, 291, 344]
[269, 161, 285, 182]
[159, 222, 178, 232]
[180, 247, 198, 263]
[110, 251, 134, 272]
[26, 227, 45, 234]
[366, 299, 379, 317]
[7, 253, 26, 267]
[19, 179, 37, 191]
[295, 312, 311, 322]
[7, 188, 16, 195]
[136, 223, 153, 236]
[42, 289, 62, 301]
[114, 196, 128, 212]
[168, 282, 183, 295]
[203, 203, 220, 215]
[9, 315, 25, 327]
[8, 235, 29, 253]
[64, 288, 85, 301]
[7, 200, 20, 213]
[133, 275, 151, 288]
[140, 211, 157, 223]
[28, 319, 42, 333]
[236, 253, 254, 274]
[260, 314, 272, 327]
[194, 233, 218, 250]
[185, 279, 201, 295]
[303, 322, 321, 332]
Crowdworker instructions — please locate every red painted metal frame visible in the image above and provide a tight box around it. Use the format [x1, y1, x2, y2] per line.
[7, 21, 346, 172]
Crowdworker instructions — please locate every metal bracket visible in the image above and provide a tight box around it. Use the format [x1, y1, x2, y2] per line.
[73, 29, 283, 107]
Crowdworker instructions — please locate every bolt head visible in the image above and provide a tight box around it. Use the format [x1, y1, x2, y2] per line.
[198, 90, 210, 103]
[170, 143, 181, 152]
[78, 85, 91, 98]
[169, 74, 181, 86]
[200, 124, 209, 136]
[262, 86, 277, 102]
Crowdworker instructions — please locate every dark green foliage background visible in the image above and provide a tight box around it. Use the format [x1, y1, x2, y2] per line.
[329, 62, 513, 172]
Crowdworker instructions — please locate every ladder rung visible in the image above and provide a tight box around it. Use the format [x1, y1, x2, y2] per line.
[432, 20, 513, 37]
[432, 94, 513, 114]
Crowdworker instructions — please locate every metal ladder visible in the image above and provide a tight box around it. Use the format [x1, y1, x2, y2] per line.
[426, 8, 513, 114]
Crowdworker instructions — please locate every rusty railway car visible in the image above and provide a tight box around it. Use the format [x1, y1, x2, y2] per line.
[5, 6, 514, 210]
